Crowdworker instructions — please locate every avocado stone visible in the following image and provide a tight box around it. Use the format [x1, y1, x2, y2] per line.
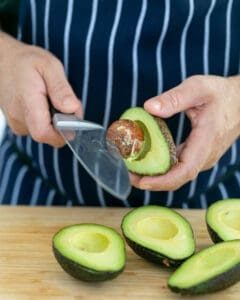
[206, 199, 240, 243]
[120, 107, 177, 175]
[121, 205, 195, 267]
[52, 223, 126, 281]
[168, 240, 240, 295]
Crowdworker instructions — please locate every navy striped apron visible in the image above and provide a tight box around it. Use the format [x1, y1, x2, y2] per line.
[0, 0, 240, 208]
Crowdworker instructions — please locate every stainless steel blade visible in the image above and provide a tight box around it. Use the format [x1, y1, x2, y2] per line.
[53, 113, 131, 200]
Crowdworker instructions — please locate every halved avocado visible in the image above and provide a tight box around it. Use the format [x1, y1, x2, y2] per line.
[112, 107, 177, 175]
[52, 223, 126, 281]
[206, 199, 240, 243]
[121, 206, 195, 267]
[120, 107, 176, 175]
[168, 240, 240, 294]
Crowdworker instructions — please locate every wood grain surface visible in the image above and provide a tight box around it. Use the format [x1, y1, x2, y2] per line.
[0, 206, 239, 299]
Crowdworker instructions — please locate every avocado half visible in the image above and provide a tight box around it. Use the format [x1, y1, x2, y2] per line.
[206, 199, 240, 243]
[107, 107, 177, 176]
[52, 224, 126, 281]
[121, 206, 195, 267]
[168, 240, 240, 295]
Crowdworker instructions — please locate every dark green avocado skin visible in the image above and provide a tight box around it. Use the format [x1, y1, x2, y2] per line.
[123, 236, 188, 268]
[206, 223, 224, 243]
[53, 246, 124, 282]
[168, 262, 240, 295]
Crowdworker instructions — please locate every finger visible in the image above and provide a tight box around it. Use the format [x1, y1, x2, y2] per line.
[129, 172, 142, 187]
[7, 116, 29, 136]
[22, 90, 65, 147]
[41, 57, 83, 117]
[137, 126, 212, 191]
[144, 76, 208, 118]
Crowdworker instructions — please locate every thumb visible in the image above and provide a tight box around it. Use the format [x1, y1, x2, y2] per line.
[42, 58, 83, 117]
[144, 76, 207, 118]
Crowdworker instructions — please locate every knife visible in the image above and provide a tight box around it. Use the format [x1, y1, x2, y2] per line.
[49, 103, 131, 200]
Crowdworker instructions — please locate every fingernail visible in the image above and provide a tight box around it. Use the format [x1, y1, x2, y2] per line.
[145, 99, 161, 112]
[63, 98, 76, 107]
[139, 184, 152, 190]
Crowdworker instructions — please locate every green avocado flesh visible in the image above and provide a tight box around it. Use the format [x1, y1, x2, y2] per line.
[121, 206, 195, 267]
[52, 224, 126, 281]
[206, 199, 240, 243]
[120, 107, 175, 175]
[168, 240, 240, 294]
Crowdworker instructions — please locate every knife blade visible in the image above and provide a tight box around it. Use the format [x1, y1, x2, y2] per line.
[51, 111, 131, 200]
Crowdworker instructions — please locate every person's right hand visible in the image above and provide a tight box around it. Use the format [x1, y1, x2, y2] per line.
[0, 32, 83, 147]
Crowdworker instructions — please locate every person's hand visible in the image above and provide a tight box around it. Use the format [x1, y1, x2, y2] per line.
[131, 75, 240, 191]
[0, 32, 82, 147]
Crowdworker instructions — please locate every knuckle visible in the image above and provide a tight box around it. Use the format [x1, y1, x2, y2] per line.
[186, 167, 199, 181]
[166, 89, 180, 111]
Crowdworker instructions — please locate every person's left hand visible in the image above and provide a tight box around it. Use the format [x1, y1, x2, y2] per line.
[131, 75, 240, 191]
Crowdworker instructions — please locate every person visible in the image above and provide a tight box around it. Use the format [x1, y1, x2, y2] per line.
[0, 0, 239, 208]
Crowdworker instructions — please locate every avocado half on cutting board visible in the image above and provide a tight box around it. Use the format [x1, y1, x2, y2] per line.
[52, 223, 126, 281]
[121, 205, 195, 267]
[168, 240, 240, 294]
[206, 199, 240, 243]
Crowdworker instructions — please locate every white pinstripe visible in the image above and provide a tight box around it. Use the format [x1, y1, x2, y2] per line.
[44, 0, 50, 50]
[130, 0, 148, 206]
[27, 0, 37, 163]
[200, 194, 207, 209]
[30, 0, 37, 45]
[26, 137, 32, 158]
[66, 199, 73, 207]
[17, 25, 22, 41]
[73, 157, 84, 205]
[53, 148, 65, 195]
[208, 163, 219, 188]
[223, 0, 236, 182]
[16, 137, 23, 152]
[224, 0, 234, 76]
[188, 177, 197, 199]
[166, 191, 174, 207]
[99, 0, 124, 206]
[63, 0, 85, 205]
[46, 189, 56, 206]
[0, 154, 18, 203]
[38, 144, 48, 179]
[103, 0, 123, 129]
[10, 166, 28, 205]
[38, 0, 51, 182]
[143, 190, 150, 206]
[131, 0, 147, 107]
[203, 0, 216, 75]
[30, 178, 42, 206]
[82, 0, 98, 111]
[230, 143, 237, 165]
[64, 0, 74, 77]
[0, 141, 11, 171]
[235, 171, 240, 187]
[179, 0, 195, 199]
[177, 0, 194, 145]
[96, 184, 106, 207]
[156, 0, 170, 94]
[218, 182, 229, 199]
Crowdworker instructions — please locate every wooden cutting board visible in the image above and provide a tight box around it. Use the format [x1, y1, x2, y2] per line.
[0, 206, 239, 299]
